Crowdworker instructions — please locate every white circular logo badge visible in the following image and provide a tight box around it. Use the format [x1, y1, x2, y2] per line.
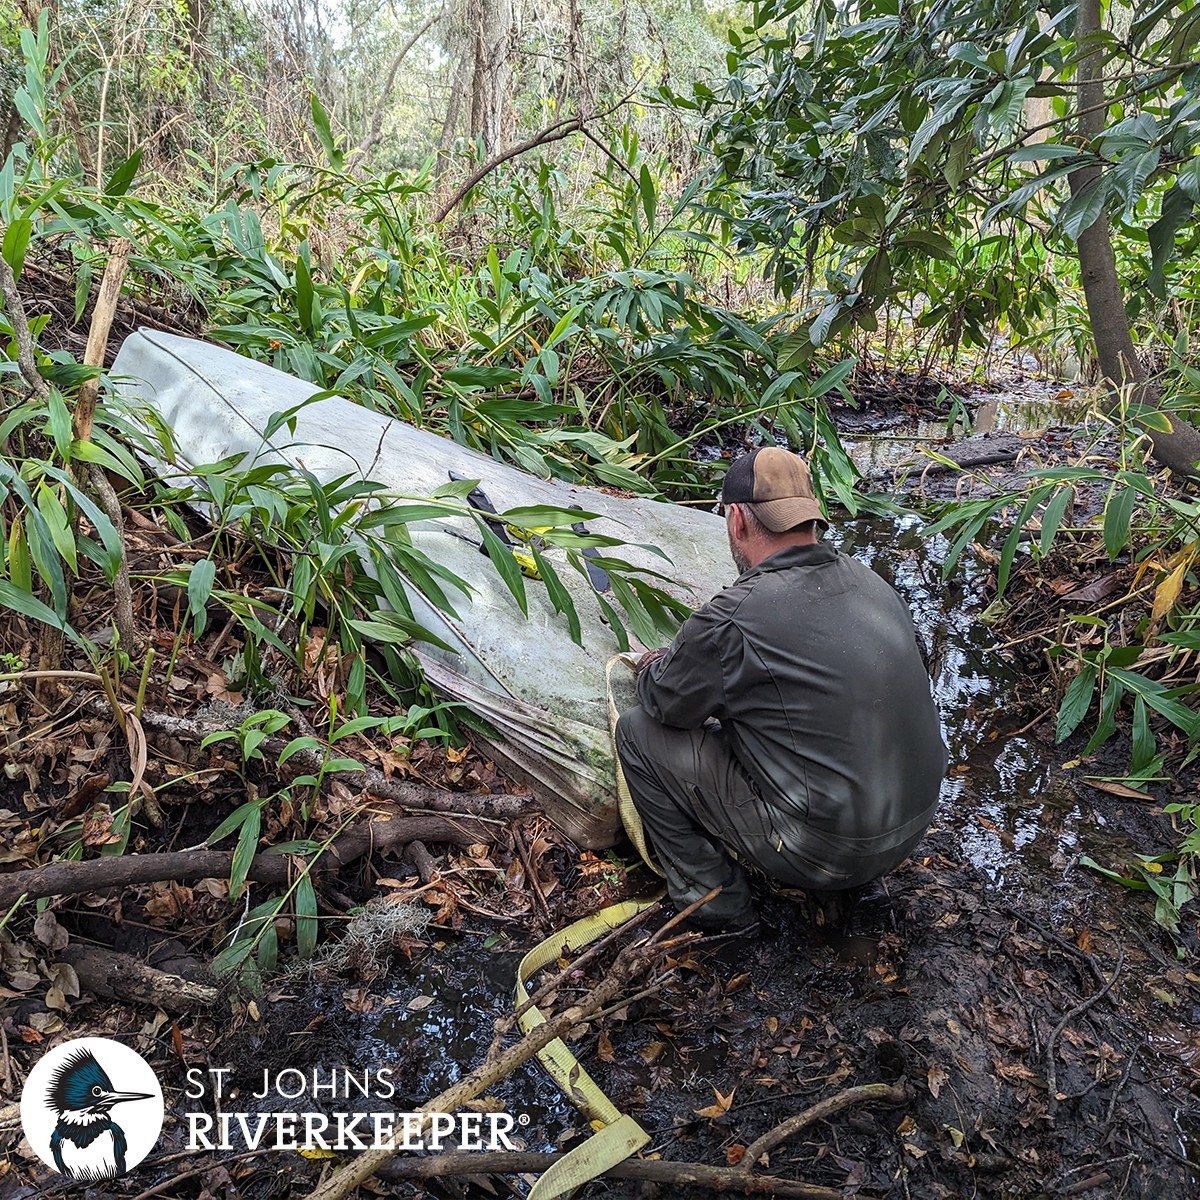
[20, 1036, 164, 1181]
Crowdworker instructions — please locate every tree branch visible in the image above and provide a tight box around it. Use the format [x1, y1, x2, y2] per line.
[741, 1082, 908, 1172]
[0, 813, 478, 910]
[433, 89, 636, 223]
[347, 7, 445, 170]
[0, 243, 50, 401]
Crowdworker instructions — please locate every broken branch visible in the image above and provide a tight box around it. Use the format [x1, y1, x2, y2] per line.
[741, 1081, 908, 1172]
[0, 813, 478, 910]
[61, 944, 220, 1012]
[378, 1150, 846, 1198]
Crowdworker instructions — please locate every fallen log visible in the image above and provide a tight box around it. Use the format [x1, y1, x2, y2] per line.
[62, 944, 221, 1012]
[0, 813, 478, 910]
[870, 432, 1033, 481]
[377, 1151, 845, 1198]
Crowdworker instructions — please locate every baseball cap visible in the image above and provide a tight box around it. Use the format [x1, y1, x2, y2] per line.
[720, 446, 828, 532]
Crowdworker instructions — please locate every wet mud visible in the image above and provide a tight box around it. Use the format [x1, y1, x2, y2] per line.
[203, 439, 1198, 1198]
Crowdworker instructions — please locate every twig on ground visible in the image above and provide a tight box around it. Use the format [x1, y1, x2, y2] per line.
[1103, 1035, 1145, 1130]
[740, 1082, 908, 1172]
[377, 1150, 847, 1198]
[1045, 950, 1123, 1121]
[512, 824, 551, 923]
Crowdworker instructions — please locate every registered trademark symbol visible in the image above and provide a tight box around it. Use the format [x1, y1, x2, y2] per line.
[518, 1113, 530, 1127]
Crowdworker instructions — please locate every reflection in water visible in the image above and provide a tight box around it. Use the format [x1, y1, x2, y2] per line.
[370, 949, 575, 1148]
[842, 381, 1090, 472]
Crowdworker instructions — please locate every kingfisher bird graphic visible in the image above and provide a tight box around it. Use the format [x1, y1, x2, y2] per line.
[45, 1047, 153, 1180]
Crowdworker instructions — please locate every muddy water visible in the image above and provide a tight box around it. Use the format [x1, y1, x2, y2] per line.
[842, 378, 1089, 472]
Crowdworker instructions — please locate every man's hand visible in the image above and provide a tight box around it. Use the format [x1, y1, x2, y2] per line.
[635, 647, 667, 674]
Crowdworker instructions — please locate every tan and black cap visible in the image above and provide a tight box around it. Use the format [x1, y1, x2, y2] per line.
[721, 446, 828, 532]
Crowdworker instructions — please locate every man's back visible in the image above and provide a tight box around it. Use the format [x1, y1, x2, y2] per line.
[637, 541, 947, 852]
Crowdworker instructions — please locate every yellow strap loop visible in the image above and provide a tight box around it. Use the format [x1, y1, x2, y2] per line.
[605, 653, 664, 877]
[514, 655, 665, 1199]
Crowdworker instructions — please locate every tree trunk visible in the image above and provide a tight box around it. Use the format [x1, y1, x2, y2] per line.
[463, 0, 515, 155]
[1069, 0, 1200, 478]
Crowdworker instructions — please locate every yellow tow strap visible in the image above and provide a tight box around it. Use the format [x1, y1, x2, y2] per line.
[513, 654, 664, 1199]
[606, 653, 664, 877]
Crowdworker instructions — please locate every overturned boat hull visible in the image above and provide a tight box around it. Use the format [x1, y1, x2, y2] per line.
[111, 330, 729, 846]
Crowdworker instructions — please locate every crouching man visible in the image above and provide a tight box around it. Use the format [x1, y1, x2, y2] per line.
[615, 446, 947, 932]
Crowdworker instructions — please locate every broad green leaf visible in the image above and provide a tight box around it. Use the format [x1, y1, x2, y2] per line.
[0, 579, 75, 639]
[188, 558, 217, 637]
[1057, 664, 1097, 742]
[278, 735, 324, 765]
[1040, 486, 1074, 555]
[103, 149, 143, 197]
[1102, 485, 1135, 561]
[205, 799, 261, 847]
[295, 874, 318, 959]
[309, 93, 344, 168]
[230, 804, 263, 896]
[477, 519, 528, 616]
[1059, 178, 1108, 241]
[894, 230, 956, 261]
[1, 217, 32, 276]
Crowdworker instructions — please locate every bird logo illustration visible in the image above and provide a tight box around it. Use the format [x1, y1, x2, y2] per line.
[20, 1037, 164, 1181]
[45, 1046, 153, 1180]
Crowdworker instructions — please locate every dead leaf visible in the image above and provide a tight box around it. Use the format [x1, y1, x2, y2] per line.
[994, 1058, 1038, 1085]
[641, 1040, 666, 1065]
[1152, 557, 1189, 622]
[1085, 778, 1152, 801]
[597, 1031, 615, 1063]
[407, 994, 434, 1011]
[694, 1087, 735, 1120]
[1061, 575, 1120, 605]
[927, 1064, 949, 1099]
[33, 911, 68, 952]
